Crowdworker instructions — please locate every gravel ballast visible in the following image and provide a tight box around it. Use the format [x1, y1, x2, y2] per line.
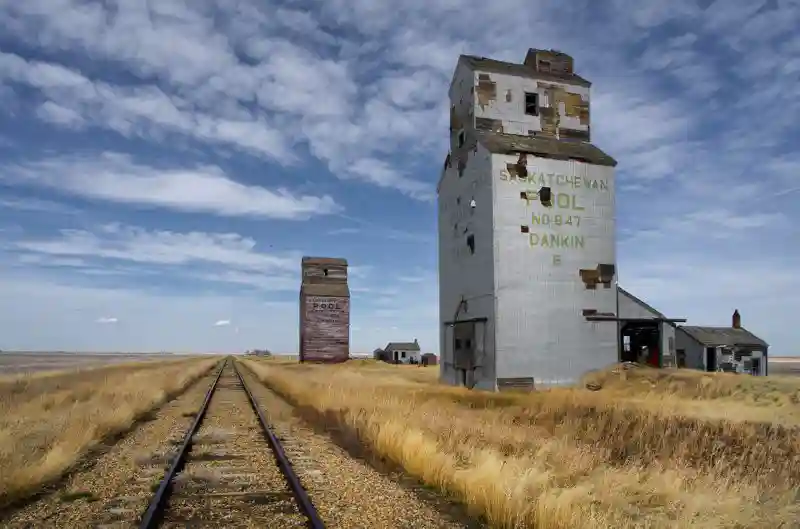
[160, 362, 308, 528]
[238, 362, 479, 529]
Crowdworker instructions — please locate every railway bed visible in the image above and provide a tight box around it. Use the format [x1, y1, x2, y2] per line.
[2, 357, 472, 529]
[138, 359, 322, 529]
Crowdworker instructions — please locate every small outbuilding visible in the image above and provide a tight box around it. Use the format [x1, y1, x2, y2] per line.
[675, 310, 768, 375]
[380, 340, 422, 364]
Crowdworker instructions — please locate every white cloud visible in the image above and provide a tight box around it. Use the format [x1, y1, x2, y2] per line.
[4, 153, 342, 220]
[0, 51, 295, 163]
[0, 196, 79, 215]
[10, 222, 298, 274]
[95, 317, 118, 324]
[0, 3, 436, 199]
[214, 319, 231, 327]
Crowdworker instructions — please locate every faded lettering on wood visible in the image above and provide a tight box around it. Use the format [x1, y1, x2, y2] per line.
[300, 295, 350, 362]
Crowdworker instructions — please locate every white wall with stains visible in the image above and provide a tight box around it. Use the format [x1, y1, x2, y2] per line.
[490, 154, 617, 386]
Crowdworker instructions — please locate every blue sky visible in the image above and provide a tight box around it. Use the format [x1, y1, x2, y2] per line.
[0, 0, 797, 355]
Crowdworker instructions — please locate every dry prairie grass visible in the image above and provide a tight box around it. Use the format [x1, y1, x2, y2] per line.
[242, 358, 800, 529]
[0, 356, 220, 508]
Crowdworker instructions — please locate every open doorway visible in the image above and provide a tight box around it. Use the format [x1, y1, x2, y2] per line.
[620, 321, 660, 367]
[705, 347, 717, 372]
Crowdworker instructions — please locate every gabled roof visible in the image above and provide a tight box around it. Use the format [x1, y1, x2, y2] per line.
[476, 131, 617, 167]
[385, 342, 420, 351]
[459, 55, 592, 87]
[617, 286, 682, 326]
[678, 326, 768, 348]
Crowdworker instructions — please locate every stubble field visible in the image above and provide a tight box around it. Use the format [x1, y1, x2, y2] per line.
[243, 357, 800, 529]
[0, 354, 220, 509]
[3, 352, 800, 528]
[0, 351, 197, 375]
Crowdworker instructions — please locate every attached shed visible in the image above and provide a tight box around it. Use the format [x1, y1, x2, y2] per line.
[615, 287, 686, 368]
[675, 311, 768, 375]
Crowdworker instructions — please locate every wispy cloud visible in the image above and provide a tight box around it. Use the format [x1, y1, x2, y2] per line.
[4, 153, 342, 220]
[0, 196, 79, 215]
[214, 319, 231, 327]
[12, 223, 298, 272]
[95, 317, 117, 324]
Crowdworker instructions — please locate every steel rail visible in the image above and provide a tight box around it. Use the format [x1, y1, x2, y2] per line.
[233, 361, 325, 529]
[138, 358, 227, 529]
[137, 357, 325, 529]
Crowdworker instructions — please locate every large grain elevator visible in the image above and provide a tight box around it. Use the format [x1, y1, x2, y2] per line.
[299, 257, 350, 363]
[437, 49, 618, 390]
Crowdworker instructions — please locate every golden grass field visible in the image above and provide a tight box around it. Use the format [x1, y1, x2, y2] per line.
[242, 357, 800, 529]
[0, 356, 219, 509]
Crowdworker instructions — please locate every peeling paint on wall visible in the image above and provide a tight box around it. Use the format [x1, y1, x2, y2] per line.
[476, 73, 497, 108]
[538, 82, 590, 140]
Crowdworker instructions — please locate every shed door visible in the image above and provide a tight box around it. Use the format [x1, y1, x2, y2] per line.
[453, 322, 476, 370]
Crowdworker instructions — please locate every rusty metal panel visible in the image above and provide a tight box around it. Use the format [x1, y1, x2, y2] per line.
[299, 295, 350, 363]
[497, 377, 535, 391]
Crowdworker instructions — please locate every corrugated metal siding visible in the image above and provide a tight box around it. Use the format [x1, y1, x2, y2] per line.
[438, 141, 497, 390]
[492, 154, 617, 386]
[675, 329, 705, 370]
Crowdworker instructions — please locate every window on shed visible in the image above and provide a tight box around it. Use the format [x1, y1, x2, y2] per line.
[466, 234, 475, 254]
[401, 351, 406, 359]
[524, 93, 539, 116]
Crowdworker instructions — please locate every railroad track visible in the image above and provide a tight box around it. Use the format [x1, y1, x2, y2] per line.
[136, 358, 324, 529]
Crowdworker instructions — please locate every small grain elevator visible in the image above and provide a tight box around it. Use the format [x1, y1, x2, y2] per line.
[299, 256, 350, 363]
